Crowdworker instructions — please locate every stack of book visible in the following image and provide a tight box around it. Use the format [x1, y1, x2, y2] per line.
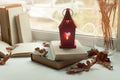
[0, 4, 32, 45]
[31, 40, 88, 69]
[0, 4, 24, 45]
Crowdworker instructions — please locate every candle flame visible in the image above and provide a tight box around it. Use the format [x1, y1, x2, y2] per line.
[64, 32, 71, 40]
[66, 36, 69, 40]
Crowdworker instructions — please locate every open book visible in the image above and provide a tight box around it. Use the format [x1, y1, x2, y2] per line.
[0, 41, 11, 57]
[0, 40, 45, 57]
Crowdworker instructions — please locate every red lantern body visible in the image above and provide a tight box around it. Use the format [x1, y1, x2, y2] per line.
[59, 8, 76, 48]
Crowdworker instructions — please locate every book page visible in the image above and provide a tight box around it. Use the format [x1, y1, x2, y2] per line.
[0, 41, 11, 54]
[12, 42, 44, 54]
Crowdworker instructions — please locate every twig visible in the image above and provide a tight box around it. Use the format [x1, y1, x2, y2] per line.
[97, 0, 117, 51]
[0, 53, 12, 65]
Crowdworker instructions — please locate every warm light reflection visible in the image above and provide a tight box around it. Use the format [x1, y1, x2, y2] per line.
[64, 32, 71, 40]
[66, 20, 70, 24]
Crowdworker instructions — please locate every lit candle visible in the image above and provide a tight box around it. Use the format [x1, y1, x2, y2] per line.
[64, 32, 71, 40]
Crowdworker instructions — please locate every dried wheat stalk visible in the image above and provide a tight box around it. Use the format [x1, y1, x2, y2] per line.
[97, 0, 117, 51]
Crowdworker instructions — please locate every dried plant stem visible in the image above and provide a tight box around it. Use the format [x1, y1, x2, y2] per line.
[0, 53, 11, 65]
[97, 0, 117, 51]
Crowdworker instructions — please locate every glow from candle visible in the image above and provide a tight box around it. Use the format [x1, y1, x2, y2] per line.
[64, 32, 71, 40]
[66, 20, 70, 24]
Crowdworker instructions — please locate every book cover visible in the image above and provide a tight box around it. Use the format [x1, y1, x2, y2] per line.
[0, 7, 11, 44]
[15, 13, 32, 43]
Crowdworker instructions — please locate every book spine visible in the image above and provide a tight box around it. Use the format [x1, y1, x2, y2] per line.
[50, 43, 55, 60]
[31, 54, 60, 69]
[0, 8, 11, 44]
[15, 15, 22, 42]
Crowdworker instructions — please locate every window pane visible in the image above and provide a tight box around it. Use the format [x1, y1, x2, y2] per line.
[29, 0, 118, 38]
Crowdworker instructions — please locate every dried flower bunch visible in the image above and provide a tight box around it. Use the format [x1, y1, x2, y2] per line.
[35, 47, 48, 57]
[43, 42, 50, 47]
[67, 57, 96, 74]
[87, 49, 99, 58]
[96, 51, 113, 70]
[66, 49, 113, 74]
[88, 49, 113, 70]
[0, 53, 11, 65]
[0, 51, 5, 58]
[97, 0, 117, 50]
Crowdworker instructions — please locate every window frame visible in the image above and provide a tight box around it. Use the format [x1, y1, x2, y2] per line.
[0, 0, 119, 50]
